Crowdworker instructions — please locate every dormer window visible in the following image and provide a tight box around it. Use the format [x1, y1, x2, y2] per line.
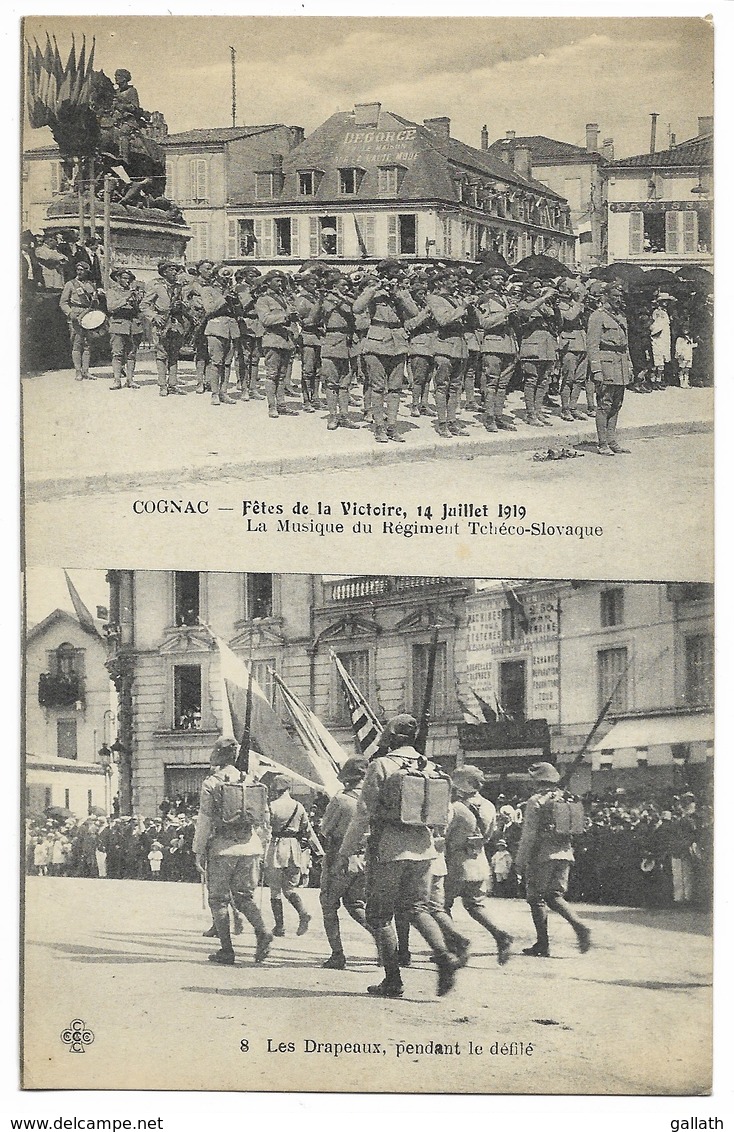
[338, 167, 365, 195]
[377, 166, 400, 196]
[298, 170, 324, 197]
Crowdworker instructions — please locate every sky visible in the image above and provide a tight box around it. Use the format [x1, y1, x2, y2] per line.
[21, 15, 714, 159]
[25, 568, 109, 630]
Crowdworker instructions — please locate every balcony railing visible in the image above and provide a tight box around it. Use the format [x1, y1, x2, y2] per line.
[328, 576, 453, 603]
[38, 672, 84, 708]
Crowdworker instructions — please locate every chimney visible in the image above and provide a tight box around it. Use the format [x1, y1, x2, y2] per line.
[513, 144, 532, 181]
[353, 102, 381, 128]
[289, 125, 305, 148]
[602, 137, 615, 161]
[506, 130, 516, 141]
[480, 124, 489, 151]
[649, 112, 659, 154]
[424, 116, 451, 140]
[271, 153, 283, 172]
[585, 122, 600, 153]
[697, 115, 713, 136]
[669, 132, 676, 149]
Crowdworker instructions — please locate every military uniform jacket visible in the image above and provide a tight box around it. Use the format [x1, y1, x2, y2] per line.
[463, 305, 483, 353]
[256, 292, 296, 350]
[140, 279, 189, 336]
[445, 795, 495, 884]
[320, 294, 354, 359]
[234, 285, 262, 338]
[405, 304, 436, 357]
[514, 789, 575, 874]
[517, 301, 559, 361]
[192, 764, 265, 859]
[587, 306, 632, 385]
[265, 793, 321, 869]
[352, 288, 415, 356]
[478, 293, 518, 356]
[201, 283, 240, 341]
[106, 281, 143, 336]
[340, 744, 437, 865]
[294, 290, 324, 346]
[558, 298, 588, 352]
[426, 294, 470, 359]
[59, 278, 98, 323]
[320, 788, 366, 861]
[183, 278, 206, 321]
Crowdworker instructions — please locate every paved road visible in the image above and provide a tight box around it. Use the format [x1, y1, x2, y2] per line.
[24, 431, 713, 581]
[23, 877, 712, 1094]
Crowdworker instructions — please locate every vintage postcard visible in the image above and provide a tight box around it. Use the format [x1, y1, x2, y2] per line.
[17, 9, 718, 1105]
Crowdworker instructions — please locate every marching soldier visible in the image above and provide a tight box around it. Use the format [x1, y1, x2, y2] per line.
[321, 272, 359, 431]
[192, 737, 273, 966]
[106, 266, 144, 390]
[59, 260, 104, 381]
[318, 758, 373, 969]
[265, 776, 323, 937]
[477, 268, 519, 432]
[140, 261, 189, 397]
[255, 271, 298, 418]
[514, 762, 591, 957]
[426, 272, 470, 439]
[293, 270, 324, 412]
[353, 260, 416, 443]
[587, 282, 633, 456]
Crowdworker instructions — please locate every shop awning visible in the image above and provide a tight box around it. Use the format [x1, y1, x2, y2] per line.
[591, 713, 713, 751]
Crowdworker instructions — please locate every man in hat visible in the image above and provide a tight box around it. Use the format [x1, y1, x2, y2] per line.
[233, 267, 264, 400]
[477, 269, 519, 432]
[557, 278, 591, 422]
[444, 765, 513, 964]
[255, 271, 298, 418]
[516, 278, 560, 427]
[35, 231, 71, 290]
[294, 270, 324, 412]
[200, 268, 240, 405]
[405, 274, 436, 418]
[59, 261, 104, 381]
[318, 757, 373, 968]
[140, 262, 190, 397]
[426, 273, 471, 439]
[193, 737, 273, 965]
[106, 266, 144, 390]
[265, 775, 323, 936]
[340, 714, 464, 998]
[649, 293, 674, 389]
[320, 272, 360, 431]
[514, 762, 591, 957]
[353, 261, 416, 443]
[183, 260, 215, 394]
[587, 282, 633, 456]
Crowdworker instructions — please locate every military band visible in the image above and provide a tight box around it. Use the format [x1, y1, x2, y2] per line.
[58, 254, 644, 456]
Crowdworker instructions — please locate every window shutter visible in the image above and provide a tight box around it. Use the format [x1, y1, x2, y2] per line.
[683, 211, 697, 254]
[165, 160, 175, 200]
[290, 217, 299, 258]
[50, 162, 60, 194]
[363, 214, 375, 256]
[227, 220, 237, 259]
[309, 216, 319, 257]
[198, 160, 208, 201]
[254, 218, 263, 259]
[189, 159, 198, 202]
[336, 215, 344, 256]
[628, 211, 643, 255]
[665, 210, 679, 253]
[387, 215, 398, 255]
[261, 219, 273, 259]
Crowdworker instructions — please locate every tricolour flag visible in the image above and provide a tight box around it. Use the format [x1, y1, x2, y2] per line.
[64, 571, 101, 637]
[270, 671, 345, 797]
[501, 582, 530, 634]
[331, 649, 383, 761]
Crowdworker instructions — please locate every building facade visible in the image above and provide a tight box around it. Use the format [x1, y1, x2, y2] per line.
[603, 118, 713, 269]
[486, 123, 610, 267]
[25, 610, 116, 818]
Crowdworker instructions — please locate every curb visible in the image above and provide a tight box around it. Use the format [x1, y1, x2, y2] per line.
[25, 415, 713, 503]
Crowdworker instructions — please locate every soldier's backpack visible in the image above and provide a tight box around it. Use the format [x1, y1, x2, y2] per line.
[378, 754, 451, 828]
[539, 792, 585, 837]
[212, 780, 268, 838]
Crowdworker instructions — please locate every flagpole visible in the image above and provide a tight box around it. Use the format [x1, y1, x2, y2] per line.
[77, 158, 85, 240]
[103, 174, 112, 289]
[415, 627, 439, 757]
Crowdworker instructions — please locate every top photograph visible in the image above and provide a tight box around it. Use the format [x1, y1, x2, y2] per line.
[20, 16, 714, 579]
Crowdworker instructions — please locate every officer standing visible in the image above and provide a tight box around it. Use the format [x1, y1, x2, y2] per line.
[255, 271, 298, 418]
[106, 266, 143, 390]
[265, 775, 323, 937]
[353, 260, 416, 444]
[587, 282, 633, 456]
[340, 714, 464, 999]
[477, 269, 519, 432]
[192, 737, 273, 966]
[140, 261, 189, 397]
[514, 762, 591, 957]
[318, 757, 373, 969]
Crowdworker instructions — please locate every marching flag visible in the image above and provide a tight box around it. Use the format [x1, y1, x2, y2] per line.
[64, 571, 101, 637]
[270, 670, 345, 796]
[415, 626, 440, 756]
[215, 638, 338, 795]
[255, 752, 331, 795]
[502, 582, 530, 634]
[469, 683, 508, 724]
[331, 649, 383, 761]
[455, 684, 485, 725]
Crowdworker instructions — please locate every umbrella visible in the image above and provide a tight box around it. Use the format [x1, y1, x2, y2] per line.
[638, 267, 679, 289]
[89, 805, 107, 816]
[516, 253, 572, 279]
[598, 262, 647, 287]
[676, 265, 714, 292]
[45, 806, 74, 821]
[472, 249, 511, 278]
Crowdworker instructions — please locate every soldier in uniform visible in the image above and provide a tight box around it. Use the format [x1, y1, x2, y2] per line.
[293, 270, 324, 412]
[255, 271, 298, 418]
[557, 278, 591, 422]
[200, 267, 240, 406]
[265, 775, 323, 937]
[192, 737, 273, 966]
[477, 269, 519, 432]
[587, 282, 633, 456]
[426, 272, 470, 439]
[59, 261, 104, 381]
[514, 762, 591, 957]
[183, 260, 215, 395]
[405, 273, 436, 418]
[516, 278, 560, 427]
[353, 260, 416, 443]
[106, 266, 143, 390]
[340, 714, 465, 999]
[444, 766, 513, 964]
[460, 278, 483, 412]
[321, 272, 360, 431]
[140, 261, 189, 397]
[233, 267, 264, 400]
[318, 757, 373, 969]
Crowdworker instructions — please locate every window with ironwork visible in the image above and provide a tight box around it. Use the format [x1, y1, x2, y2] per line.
[411, 641, 448, 718]
[173, 665, 202, 730]
[685, 634, 713, 706]
[600, 588, 624, 628]
[597, 647, 628, 714]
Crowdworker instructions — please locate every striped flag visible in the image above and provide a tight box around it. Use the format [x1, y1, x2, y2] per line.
[331, 649, 383, 761]
[270, 670, 345, 796]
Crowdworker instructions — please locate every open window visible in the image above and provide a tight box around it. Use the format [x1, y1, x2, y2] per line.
[174, 572, 200, 627]
[244, 574, 274, 620]
[173, 665, 202, 730]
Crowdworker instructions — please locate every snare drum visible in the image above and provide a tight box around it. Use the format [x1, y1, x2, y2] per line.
[79, 308, 109, 339]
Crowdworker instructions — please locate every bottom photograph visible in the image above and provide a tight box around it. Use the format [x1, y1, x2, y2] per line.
[22, 570, 713, 1094]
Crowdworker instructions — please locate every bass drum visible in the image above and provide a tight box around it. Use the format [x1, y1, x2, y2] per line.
[79, 308, 109, 339]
